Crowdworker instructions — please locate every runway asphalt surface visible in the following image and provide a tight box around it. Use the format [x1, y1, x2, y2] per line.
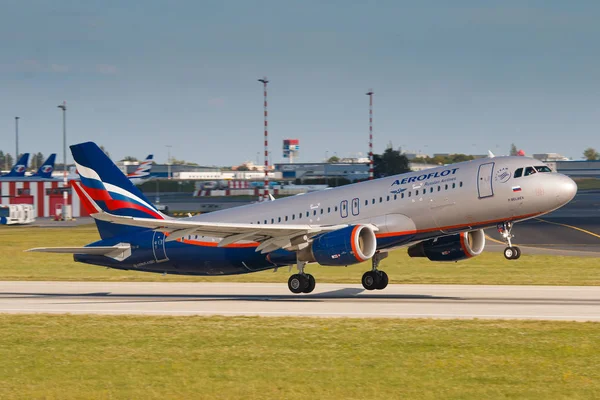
[2, 281, 600, 321]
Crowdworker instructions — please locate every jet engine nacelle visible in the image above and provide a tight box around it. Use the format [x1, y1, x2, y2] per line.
[407, 230, 485, 262]
[306, 225, 377, 266]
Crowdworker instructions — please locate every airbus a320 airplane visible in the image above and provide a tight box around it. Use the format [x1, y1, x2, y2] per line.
[29, 142, 577, 294]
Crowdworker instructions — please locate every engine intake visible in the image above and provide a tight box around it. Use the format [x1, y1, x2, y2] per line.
[407, 230, 485, 262]
[307, 225, 377, 266]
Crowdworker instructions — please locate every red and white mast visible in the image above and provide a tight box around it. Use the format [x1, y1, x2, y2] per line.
[366, 90, 374, 180]
[258, 77, 270, 201]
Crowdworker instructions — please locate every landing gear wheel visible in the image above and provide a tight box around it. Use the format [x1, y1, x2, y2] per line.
[362, 271, 380, 291]
[498, 222, 522, 260]
[511, 246, 521, 260]
[303, 274, 316, 293]
[288, 274, 307, 294]
[377, 271, 389, 290]
[503, 246, 521, 260]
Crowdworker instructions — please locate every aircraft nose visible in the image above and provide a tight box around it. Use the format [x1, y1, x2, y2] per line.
[556, 174, 577, 204]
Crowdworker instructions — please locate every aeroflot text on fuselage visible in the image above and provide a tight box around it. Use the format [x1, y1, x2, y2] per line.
[391, 168, 459, 186]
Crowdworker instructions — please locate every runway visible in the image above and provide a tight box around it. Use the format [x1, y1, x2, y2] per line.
[2, 281, 600, 321]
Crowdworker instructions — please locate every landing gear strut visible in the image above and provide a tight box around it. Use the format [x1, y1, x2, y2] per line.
[288, 261, 316, 294]
[362, 252, 389, 290]
[498, 222, 521, 260]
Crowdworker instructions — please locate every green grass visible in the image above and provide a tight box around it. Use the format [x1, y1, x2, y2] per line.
[0, 315, 599, 399]
[3, 225, 600, 285]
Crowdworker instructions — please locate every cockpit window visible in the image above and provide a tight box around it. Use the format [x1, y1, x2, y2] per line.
[524, 167, 537, 176]
[534, 166, 552, 173]
[514, 168, 523, 178]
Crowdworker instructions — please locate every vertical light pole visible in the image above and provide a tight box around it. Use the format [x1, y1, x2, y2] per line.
[57, 102, 68, 216]
[258, 77, 269, 201]
[366, 90, 374, 180]
[325, 150, 329, 187]
[15, 117, 19, 161]
[57, 102, 67, 180]
[165, 145, 172, 180]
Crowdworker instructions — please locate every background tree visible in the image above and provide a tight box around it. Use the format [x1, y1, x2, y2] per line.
[510, 143, 518, 156]
[422, 153, 475, 165]
[236, 164, 250, 171]
[327, 156, 340, 163]
[583, 147, 599, 161]
[122, 156, 138, 162]
[373, 148, 410, 178]
[170, 158, 182, 165]
[32, 152, 44, 170]
[5, 153, 13, 169]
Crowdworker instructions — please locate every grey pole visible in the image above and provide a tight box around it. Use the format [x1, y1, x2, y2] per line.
[166, 145, 172, 179]
[15, 117, 19, 160]
[57, 102, 67, 180]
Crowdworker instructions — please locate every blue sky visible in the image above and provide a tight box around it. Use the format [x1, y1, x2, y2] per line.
[1, 0, 598, 165]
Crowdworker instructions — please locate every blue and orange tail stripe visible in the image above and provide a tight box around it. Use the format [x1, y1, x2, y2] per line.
[70, 142, 165, 221]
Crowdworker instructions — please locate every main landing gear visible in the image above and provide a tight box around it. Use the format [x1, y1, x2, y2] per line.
[361, 252, 389, 291]
[498, 222, 521, 260]
[288, 261, 316, 294]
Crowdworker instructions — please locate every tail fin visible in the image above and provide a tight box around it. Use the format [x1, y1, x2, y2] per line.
[2, 153, 30, 177]
[31, 154, 56, 178]
[127, 154, 153, 179]
[70, 142, 167, 239]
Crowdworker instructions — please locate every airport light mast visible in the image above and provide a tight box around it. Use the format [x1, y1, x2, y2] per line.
[366, 90, 374, 180]
[57, 102, 67, 180]
[258, 77, 269, 201]
[15, 116, 19, 161]
[57, 101, 67, 218]
[166, 145, 172, 180]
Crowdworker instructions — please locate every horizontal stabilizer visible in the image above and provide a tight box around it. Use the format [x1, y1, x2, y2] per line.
[27, 244, 131, 261]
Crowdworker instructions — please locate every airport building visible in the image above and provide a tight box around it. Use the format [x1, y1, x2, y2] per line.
[275, 162, 370, 181]
[0, 179, 87, 218]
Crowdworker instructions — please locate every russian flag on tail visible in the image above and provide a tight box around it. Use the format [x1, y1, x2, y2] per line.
[512, 186, 522, 192]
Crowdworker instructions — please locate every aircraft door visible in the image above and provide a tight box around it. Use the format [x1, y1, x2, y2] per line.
[477, 162, 494, 198]
[351, 198, 360, 216]
[340, 200, 348, 218]
[152, 231, 169, 262]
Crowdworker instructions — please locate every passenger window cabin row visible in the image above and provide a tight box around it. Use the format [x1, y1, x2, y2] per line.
[253, 181, 464, 225]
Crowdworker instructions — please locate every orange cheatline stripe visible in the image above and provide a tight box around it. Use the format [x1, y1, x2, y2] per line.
[164, 232, 260, 248]
[180, 239, 259, 248]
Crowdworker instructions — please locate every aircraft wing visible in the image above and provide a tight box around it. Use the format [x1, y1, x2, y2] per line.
[91, 212, 356, 253]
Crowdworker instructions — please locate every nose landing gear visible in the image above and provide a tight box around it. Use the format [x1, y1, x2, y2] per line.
[498, 222, 521, 260]
[361, 252, 389, 290]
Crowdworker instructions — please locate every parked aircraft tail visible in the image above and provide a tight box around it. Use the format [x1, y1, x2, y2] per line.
[127, 154, 153, 180]
[31, 154, 56, 178]
[2, 153, 30, 177]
